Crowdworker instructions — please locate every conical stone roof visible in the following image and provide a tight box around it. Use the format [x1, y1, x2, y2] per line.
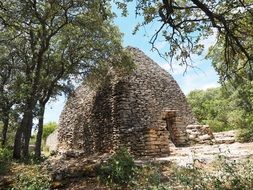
[57, 47, 197, 158]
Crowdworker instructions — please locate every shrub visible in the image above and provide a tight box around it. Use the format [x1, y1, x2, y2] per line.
[0, 147, 12, 161]
[173, 156, 253, 190]
[132, 164, 170, 190]
[42, 122, 57, 141]
[0, 147, 12, 174]
[11, 165, 51, 190]
[98, 148, 136, 186]
[206, 119, 228, 132]
[237, 127, 253, 142]
[99, 149, 171, 189]
[0, 123, 16, 147]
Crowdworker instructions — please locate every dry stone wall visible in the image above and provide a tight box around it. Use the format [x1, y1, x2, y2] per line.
[46, 129, 58, 152]
[187, 125, 215, 144]
[58, 47, 197, 158]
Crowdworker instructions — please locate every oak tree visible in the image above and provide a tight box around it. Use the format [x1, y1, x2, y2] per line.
[0, 0, 131, 159]
[116, 0, 253, 77]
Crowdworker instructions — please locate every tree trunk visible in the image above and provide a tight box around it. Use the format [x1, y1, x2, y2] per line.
[13, 102, 34, 160]
[35, 102, 45, 158]
[1, 116, 9, 146]
[13, 125, 23, 159]
[22, 109, 34, 159]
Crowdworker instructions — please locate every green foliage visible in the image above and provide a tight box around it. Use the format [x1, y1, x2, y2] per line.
[187, 83, 253, 141]
[22, 154, 47, 165]
[1, 0, 133, 160]
[173, 156, 253, 190]
[187, 86, 252, 132]
[0, 122, 14, 146]
[99, 157, 253, 189]
[237, 127, 253, 143]
[98, 148, 136, 186]
[11, 166, 51, 190]
[0, 147, 12, 174]
[188, 87, 232, 132]
[116, 0, 253, 77]
[42, 122, 57, 141]
[0, 147, 12, 161]
[0, 150, 49, 189]
[208, 25, 253, 83]
[131, 164, 170, 190]
[206, 120, 229, 132]
[98, 150, 170, 189]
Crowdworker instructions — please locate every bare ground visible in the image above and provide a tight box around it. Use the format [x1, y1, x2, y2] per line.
[155, 130, 253, 166]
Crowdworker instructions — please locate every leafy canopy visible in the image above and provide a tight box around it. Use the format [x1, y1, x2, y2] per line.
[115, 0, 253, 78]
[0, 0, 133, 158]
[42, 122, 57, 141]
[187, 85, 253, 133]
[0, 0, 131, 104]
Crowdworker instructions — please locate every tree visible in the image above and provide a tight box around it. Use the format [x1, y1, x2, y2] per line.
[207, 21, 253, 140]
[34, 121, 57, 157]
[116, 0, 253, 77]
[187, 87, 247, 132]
[0, 45, 20, 146]
[0, 0, 132, 159]
[41, 122, 57, 141]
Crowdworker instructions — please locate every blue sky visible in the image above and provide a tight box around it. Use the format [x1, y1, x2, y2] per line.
[44, 4, 219, 124]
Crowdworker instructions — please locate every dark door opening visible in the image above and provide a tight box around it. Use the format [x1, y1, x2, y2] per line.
[164, 110, 177, 145]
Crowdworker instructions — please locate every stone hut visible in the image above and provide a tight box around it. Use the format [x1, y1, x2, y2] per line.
[57, 47, 197, 158]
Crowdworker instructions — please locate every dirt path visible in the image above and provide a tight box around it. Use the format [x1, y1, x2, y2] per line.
[156, 130, 253, 166]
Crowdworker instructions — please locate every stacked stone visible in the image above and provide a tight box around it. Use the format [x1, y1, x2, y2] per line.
[145, 127, 170, 157]
[213, 130, 236, 144]
[169, 117, 189, 147]
[46, 129, 58, 152]
[57, 47, 197, 158]
[57, 85, 97, 154]
[186, 125, 214, 144]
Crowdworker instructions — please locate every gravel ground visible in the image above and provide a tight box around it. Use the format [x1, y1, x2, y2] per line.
[155, 130, 253, 166]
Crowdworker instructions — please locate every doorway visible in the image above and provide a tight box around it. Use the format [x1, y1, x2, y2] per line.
[163, 110, 188, 147]
[164, 110, 177, 145]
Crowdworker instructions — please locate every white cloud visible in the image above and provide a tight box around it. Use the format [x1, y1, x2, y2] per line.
[199, 83, 220, 91]
[160, 59, 203, 76]
[154, 41, 167, 51]
[175, 67, 220, 95]
[149, 40, 220, 95]
[160, 62, 179, 73]
[159, 58, 220, 95]
[157, 32, 217, 75]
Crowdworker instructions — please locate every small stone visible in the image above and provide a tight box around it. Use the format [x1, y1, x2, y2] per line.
[199, 134, 212, 141]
